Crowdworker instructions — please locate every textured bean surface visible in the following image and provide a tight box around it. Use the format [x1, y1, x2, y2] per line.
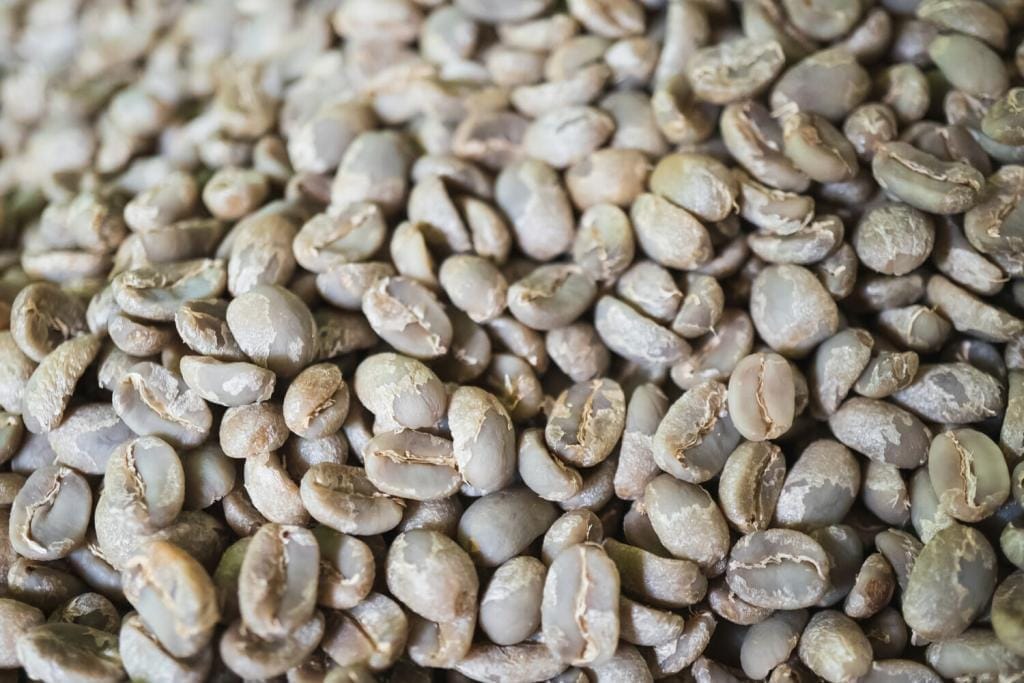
[0, 0, 1023, 680]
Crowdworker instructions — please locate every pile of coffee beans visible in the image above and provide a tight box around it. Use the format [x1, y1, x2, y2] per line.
[1, 0, 1024, 680]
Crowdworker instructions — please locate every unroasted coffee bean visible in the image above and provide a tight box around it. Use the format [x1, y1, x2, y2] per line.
[926, 274, 1024, 343]
[845, 553, 896, 619]
[771, 48, 871, 122]
[798, 610, 872, 682]
[220, 402, 289, 459]
[300, 463, 404, 536]
[928, 428, 1009, 522]
[17, 623, 124, 683]
[871, 142, 984, 214]
[519, 428, 584, 502]
[653, 380, 740, 483]
[283, 363, 350, 440]
[9, 464, 91, 561]
[718, 441, 786, 534]
[10, 282, 88, 363]
[992, 571, 1024, 657]
[221, 611, 325, 679]
[22, 333, 101, 434]
[479, 555, 546, 646]
[645, 474, 730, 572]
[363, 429, 460, 501]
[782, 112, 858, 183]
[226, 284, 317, 377]
[571, 204, 636, 286]
[747, 213, 845, 266]
[877, 305, 952, 353]
[122, 540, 218, 658]
[0, 598, 44, 667]
[862, 461, 911, 527]
[547, 323, 611, 383]
[891, 362, 1003, 423]
[543, 509, 604, 565]
[631, 193, 713, 270]
[114, 361, 213, 449]
[924, 627, 1024, 679]
[854, 350, 919, 399]
[728, 352, 795, 441]
[48, 592, 118, 633]
[740, 609, 808, 679]
[614, 383, 667, 501]
[774, 440, 860, 530]
[902, 523, 997, 640]
[458, 488, 557, 567]
[313, 526, 374, 611]
[119, 612, 212, 683]
[750, 264, 839, 357]
[546, 378, 625, 468]
[542, 542, 620, 666]
[180, 356, 275, 407]
[726, 529, 830, 609]
[495, 158, 575, 261]
[448, 386, 515, 494]
[853, 203, 935, 276]
[595, 295, 692, 367]
[239, 523, 319, 639]
[646, 609, 717, 677]
[353, 353, 447, 431]
[293, 202, 387, 273]
[829, 398, 931, 468]
[507, 264, 596, 332]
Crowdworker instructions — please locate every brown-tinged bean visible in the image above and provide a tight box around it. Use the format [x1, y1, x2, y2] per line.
[16, 623, 124, 683]
[220, 402, 289, 459]
[845, 553, 896, 619]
